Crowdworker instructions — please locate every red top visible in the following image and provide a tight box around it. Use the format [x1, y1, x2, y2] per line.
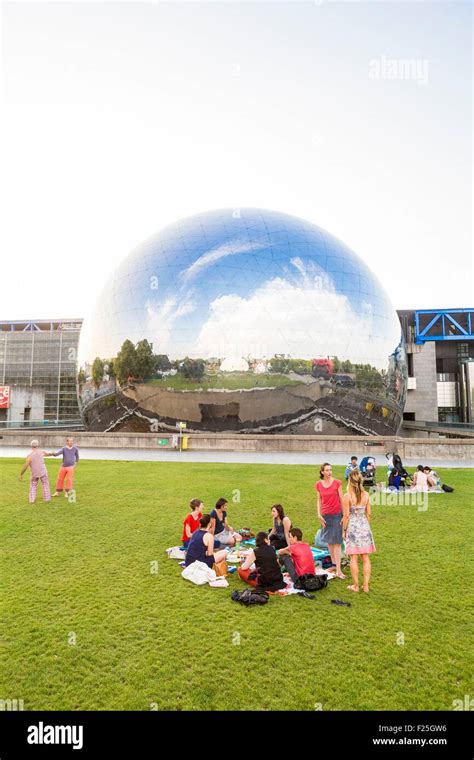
[315, 478, 342, 515]
[182, 513, 201, 542]
[289, 542, 315, 576]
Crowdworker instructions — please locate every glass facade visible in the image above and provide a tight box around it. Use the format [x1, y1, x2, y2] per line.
[78, 208, 407, 435]
[0, 320, 82, 424]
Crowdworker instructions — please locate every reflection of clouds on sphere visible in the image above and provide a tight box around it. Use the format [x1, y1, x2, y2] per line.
[219, 357, 249, 372]
[79, 208, 407, 435]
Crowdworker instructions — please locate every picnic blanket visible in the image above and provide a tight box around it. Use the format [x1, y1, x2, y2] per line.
[311, 546, 330, 561]
[377, 486, 444, 494]
[240, 537, 330, 558]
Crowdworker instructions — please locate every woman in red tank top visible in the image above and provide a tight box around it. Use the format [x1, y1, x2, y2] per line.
[315, 462, 345, 579]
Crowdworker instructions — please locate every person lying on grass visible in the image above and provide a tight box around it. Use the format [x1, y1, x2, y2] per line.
[238, 531, 286, 593]
[184, 513, 227, 569]
[182, 499, 203, 549]
[277, 527, 315, 583]
[209, 497, 242, 547]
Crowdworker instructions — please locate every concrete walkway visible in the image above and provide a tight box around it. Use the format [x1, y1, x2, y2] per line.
[1, 446, 472, 468]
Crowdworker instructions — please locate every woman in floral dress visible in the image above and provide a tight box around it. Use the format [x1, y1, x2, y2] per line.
[342, 469, 376, 593]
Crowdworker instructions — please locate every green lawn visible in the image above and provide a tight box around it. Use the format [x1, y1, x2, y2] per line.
[0, 458, 472, 711]
[146, 371, 303, 390]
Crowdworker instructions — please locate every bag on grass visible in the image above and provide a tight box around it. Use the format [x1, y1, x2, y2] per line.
[231, 589, 269, 606]
[322, 555, 334, 569]
[167, 546, 186, 560]
[181, 561, 216, 586]
[213, 559, 228, 577]
[294, 573, 328, 592]
[441, 483, 454, 493]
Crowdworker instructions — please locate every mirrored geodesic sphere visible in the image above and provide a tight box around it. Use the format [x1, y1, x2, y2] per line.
[78, 208, 407, 435]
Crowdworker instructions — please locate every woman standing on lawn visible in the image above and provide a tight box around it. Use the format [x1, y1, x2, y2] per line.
[315, 463, 345, 579]
[342, 469, 376, 593]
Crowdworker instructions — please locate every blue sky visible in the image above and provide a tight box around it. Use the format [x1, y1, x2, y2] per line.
[0, 1, 472, 320]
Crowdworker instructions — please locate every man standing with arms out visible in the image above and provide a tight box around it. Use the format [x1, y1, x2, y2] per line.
[46, 436, 80, 498]
[19, 440, 51, 504]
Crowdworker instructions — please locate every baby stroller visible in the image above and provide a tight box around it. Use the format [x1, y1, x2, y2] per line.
[359, 456, 376, 488]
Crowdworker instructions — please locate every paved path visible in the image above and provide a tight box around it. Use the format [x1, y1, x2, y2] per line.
[1, 446, 472, 468]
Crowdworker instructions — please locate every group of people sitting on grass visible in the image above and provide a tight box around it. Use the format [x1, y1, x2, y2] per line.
[344, 454, 440, 492]
[180, 461, 376, 594]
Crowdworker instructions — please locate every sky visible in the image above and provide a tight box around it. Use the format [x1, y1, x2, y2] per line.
[0, 0, 472, 322]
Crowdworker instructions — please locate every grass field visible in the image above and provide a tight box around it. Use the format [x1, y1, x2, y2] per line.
[146, 372, 303, 390]
[0, 457, 472, 711]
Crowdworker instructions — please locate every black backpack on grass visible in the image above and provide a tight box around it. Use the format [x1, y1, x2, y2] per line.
[295, 573, 328, 592]
[231, 589, 269, 606]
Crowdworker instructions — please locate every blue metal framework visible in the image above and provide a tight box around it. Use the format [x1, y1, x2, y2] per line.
[415, 308, 474, 343]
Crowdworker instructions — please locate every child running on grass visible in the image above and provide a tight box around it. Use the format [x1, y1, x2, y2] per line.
[182, 499, 203, 549]
[46, 436, 80, 498]
[19, 440, 51, 504]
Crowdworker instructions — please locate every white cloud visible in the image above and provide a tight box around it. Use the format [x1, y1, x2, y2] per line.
[180, 240, 266, 284]
[144, 297, 195, 352]
[193, 262, 397, 367]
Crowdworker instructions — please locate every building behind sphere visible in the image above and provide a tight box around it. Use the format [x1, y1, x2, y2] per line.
[400, 308, 474, 429]
[78, 208, 408, 436]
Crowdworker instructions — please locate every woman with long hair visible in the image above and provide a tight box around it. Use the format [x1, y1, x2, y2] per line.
[209, 497, 241, 547]
[411, 465, 429, 492]
[342, 469, 376, 593]
[268, 503, 292, 550]
[315, 463, 345, 579]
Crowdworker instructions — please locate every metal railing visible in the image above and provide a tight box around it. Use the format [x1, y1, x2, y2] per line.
[0, 418, 84, 431]
[403, 420, 474, 437]
[404, 420, 474, 430]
